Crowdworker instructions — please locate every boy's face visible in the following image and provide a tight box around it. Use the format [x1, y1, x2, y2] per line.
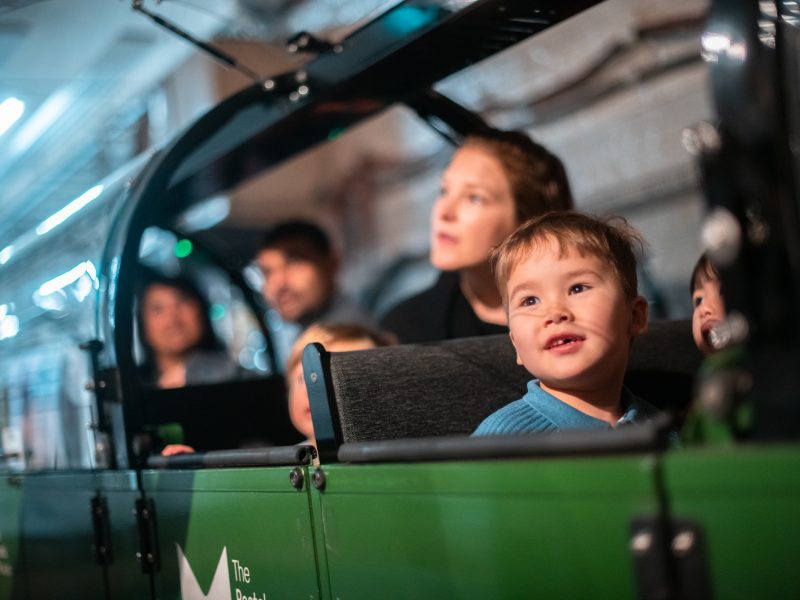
[506, 239, 648, 395]
[691, 275, 725, 355]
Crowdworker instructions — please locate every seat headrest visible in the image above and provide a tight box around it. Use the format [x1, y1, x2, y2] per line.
[309, 320, 701, 445]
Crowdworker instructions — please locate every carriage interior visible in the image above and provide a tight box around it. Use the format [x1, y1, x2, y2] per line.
[1, 1, 799, 599]
[113, 0, 798, 472]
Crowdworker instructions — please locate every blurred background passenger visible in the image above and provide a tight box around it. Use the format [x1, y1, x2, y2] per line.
[690, 254, 727, 355]
[381, 129, 574, 343]
[285, 323, 397, 447]
[137, 273, 240, 388]
[256, 220, 374, 367]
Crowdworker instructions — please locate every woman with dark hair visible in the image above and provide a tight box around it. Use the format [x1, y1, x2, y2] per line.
[381, 128, 574, 343]
[137, 274, 239, 388]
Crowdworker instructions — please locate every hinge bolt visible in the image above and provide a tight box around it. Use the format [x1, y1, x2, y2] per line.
[630, 530, 652, 554]
[672, 530, 695, 556]
[289, 467, 305, 490]
[311, 468, 326, 491]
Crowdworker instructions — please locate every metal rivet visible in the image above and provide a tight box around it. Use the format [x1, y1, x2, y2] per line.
[630, 531, 652, 554]
[289, 91, 300, 102]
[298, 85, 309, 97]
[263, 79, 275, 90]
[672, 531, 695, 556]
[295, 70, 307, 83]
[310, 372, 318, 383]
[311, 468, 326, 491]
[289, 467, 305, 490]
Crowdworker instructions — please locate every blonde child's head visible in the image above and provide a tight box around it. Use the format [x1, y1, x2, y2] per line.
[286, 323, 397, 442]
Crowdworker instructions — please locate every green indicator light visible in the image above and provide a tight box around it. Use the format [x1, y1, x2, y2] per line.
[210, 303, 225, 321]
[327, 127, 345, 140]
[174, 239, 193, 258]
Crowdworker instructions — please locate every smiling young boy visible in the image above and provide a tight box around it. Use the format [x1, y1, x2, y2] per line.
[474, 211, 656, 435]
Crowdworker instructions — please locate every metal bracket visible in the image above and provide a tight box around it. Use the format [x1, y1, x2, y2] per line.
[90, 494, 113, 566]
[630, 517, 712, 600]
[286, 31, 339, 55]
[132, 0, 263, 84]
[135, 498, 161, 574]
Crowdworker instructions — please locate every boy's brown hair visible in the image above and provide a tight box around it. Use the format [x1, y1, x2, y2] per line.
[463, 129, 574, 223]
[491, 211, 645, 307]
[690, 253, 720, 293]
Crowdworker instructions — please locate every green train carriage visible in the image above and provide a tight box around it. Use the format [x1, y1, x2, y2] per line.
[1, 0, 799, 598]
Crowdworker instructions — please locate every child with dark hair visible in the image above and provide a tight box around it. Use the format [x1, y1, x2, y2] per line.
[690, 254, 726, 355]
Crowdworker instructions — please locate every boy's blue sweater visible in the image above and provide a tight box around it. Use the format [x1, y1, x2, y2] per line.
[473, 379, 658, 436]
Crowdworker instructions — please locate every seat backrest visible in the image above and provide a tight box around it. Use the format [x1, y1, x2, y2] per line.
[303, 320, 701, 448]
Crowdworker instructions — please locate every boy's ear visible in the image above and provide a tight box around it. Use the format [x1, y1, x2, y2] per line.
[629, 296, 649, 337]
[509, 331, 524, 366]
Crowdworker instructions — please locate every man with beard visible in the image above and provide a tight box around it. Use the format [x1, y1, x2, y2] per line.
[255, 220, 373, 368]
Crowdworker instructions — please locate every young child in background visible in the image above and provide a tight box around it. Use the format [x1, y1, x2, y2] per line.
[285, 323, 397, 447]
[690, 254, 726, 355]
[161, 323, 395, 457]
[474, 211, 655, 435]
[684, 254, 754, 441]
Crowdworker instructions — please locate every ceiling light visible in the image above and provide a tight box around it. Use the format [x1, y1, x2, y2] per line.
[0, 97, 24, 137]
[36, 185, 104, 236]
[9, 89, 72, 155]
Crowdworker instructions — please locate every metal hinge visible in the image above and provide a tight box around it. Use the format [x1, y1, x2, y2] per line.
[90, 494, 113, 566]
[630, 517, 712, 600]
[135, 498, 161, 574]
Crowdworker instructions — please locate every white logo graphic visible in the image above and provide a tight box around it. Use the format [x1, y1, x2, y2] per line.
[177, 544, 232, 600]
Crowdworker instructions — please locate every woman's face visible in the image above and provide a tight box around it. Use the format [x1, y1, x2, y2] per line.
[142, 284, 205, 358]
[430, 145, 518, 271]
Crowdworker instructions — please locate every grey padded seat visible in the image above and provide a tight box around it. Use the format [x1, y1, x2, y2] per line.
[310, 320, 701, 445]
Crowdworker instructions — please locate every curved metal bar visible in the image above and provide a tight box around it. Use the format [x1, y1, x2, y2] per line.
[338, 416, 672, 464]
[146, 444, 316, 469]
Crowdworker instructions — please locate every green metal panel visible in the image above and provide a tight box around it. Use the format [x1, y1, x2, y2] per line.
[142, 466, 321, 600]
[0, 475, 24, 600]
[20, 472, 106, 600]
[664, 445, 800, 599]
[94, 470, 155, 599]
[316, 455, 660, 599]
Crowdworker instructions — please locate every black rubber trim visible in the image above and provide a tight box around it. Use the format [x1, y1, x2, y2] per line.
[337, 416, 671, 463]
[146, 445, 316, 469]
